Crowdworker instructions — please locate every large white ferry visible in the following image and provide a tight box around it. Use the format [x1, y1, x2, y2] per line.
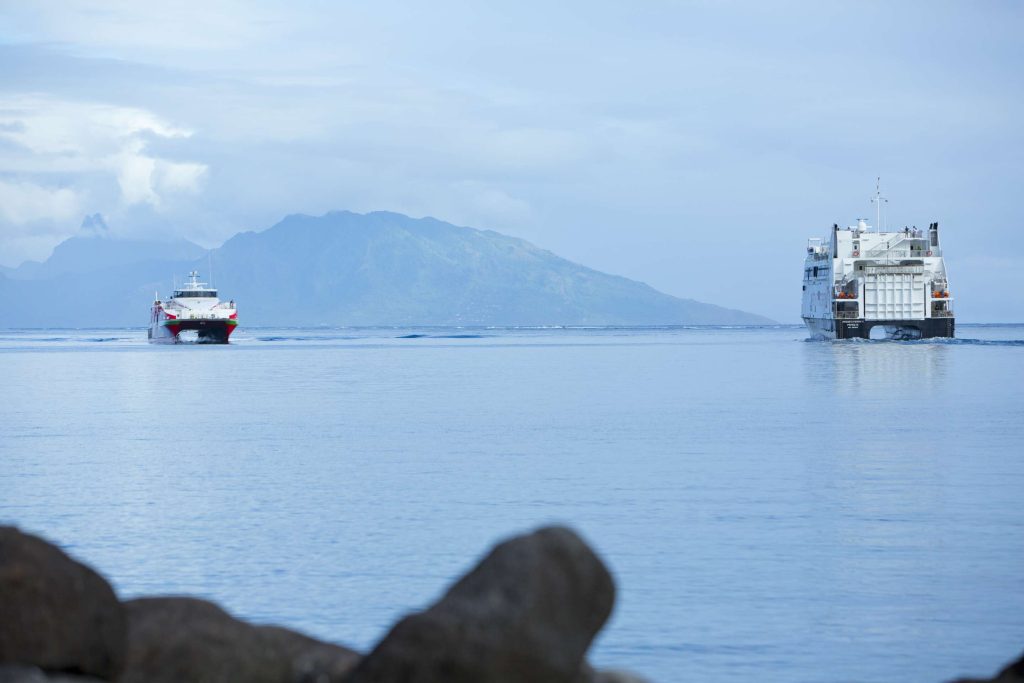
[802, 187, 954, 340]
[149, 271, 238, 344]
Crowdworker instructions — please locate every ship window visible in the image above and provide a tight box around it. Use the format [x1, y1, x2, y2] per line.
[813, 266, 818, 277]
[174, 290, 217, 298]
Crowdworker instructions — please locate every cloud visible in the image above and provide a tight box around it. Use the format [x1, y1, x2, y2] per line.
[0, 179, 83, 265]
[1, 3, 1022, 318]
[0, 179, 81, 226]
[0, 95, 207, 209]
[1, 0, 286, 55]
[0, 95, 208, 263]
[449, 181, 533, 227]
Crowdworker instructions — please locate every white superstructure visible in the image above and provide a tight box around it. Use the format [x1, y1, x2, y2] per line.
[801, 188, 954, 340]
[149, 271, 238, 344]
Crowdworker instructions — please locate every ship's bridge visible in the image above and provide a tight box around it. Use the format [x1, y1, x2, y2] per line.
[172, 270, 218, 299]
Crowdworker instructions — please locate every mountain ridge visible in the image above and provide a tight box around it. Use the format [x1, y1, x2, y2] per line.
[0, 211, 774, 327]
[4, 235, 207, 280]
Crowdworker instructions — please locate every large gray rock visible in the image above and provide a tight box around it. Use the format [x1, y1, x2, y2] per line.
[257, 626, 360, 683]
[0, 665, 105, 682]
[577, 661, 651, 683]
[120, 597, 358, 683]
[952, 651, 1024, 683]
[590, 670, 651, 683]
[576, 662, 651, 683]
[345, 526, 615, 683]
[0, 527, 125, 679]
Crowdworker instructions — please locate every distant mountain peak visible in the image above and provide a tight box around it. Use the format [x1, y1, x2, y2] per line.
[80, 213, 109, 237]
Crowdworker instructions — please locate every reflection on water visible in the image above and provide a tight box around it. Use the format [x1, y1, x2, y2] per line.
[806, 339, 948, 396]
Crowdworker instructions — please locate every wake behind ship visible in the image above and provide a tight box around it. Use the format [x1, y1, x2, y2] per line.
[801, 198, 954, 340]
[149, 271, 238, 344]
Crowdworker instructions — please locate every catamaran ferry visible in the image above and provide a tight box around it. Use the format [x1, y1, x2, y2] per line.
[802, 187, 954, 340]
[149, 271, 238, 344]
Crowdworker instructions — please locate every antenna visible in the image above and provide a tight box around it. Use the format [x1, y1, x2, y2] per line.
[871, 177, 888, 232]
[208, 250, 214, 288]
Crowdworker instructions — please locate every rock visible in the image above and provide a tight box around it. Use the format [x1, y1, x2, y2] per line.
[952, 651, 1024, 683]
[577, 662, 651, 683]
[345, 526, 615, 683]
[257, 626, 359, 683]
[120, 597, 271, 683]
[0, 665, 105, 682]
[590, 669, 652, 683]
[121, 597, 358, 683]
[0, 527, 125, 680]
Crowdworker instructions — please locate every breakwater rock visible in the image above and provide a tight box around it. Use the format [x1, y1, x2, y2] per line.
[951, 651, 1024, 683]
[347, 526, 613, 683]
[0, 528, 124, 679]
[0, 525, 648, 683]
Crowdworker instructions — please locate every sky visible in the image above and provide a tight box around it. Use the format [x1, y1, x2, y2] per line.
[1, 1, 1021, 322]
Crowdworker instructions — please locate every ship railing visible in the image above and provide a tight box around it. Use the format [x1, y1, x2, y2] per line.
[182, 311, 231, 320]
[863, 235, 910, 258]
[931, 310, 954, 318]
[862, 239, 939, 260]
[859, 248, 932, 260]
[863, 234, 931, 258]
[834, 310, 860, 320]
[863, 265, 924, 275]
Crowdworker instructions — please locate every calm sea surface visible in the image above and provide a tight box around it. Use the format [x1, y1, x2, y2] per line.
[1, 325, 1022, 682]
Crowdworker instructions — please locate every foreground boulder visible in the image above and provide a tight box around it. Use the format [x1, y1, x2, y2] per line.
[0, 665, 105, 682]
[587, 667, 651, 683]
[257, 626, 361, 683]
[345, 526, 615, 683]
[952, 651, 1024, 683]
[120, 597, 357, 683]
[0, 527, 125, 680]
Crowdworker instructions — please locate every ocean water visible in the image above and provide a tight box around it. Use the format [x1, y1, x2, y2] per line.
[1, 325, 1022, 682]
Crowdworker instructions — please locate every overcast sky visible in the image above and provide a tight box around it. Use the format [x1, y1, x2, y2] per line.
[1, 1, 1021, 321]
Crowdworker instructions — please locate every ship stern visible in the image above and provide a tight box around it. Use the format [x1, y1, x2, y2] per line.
[836, 317, 954, 340]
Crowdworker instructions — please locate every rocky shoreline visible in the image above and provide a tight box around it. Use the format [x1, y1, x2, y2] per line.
[1, 525, 647, 682]
[1, 524, 1020, 683]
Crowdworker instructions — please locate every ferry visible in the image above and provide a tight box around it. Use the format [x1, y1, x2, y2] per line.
[802, 185, 954, 340]
[149, 271, 238, 344]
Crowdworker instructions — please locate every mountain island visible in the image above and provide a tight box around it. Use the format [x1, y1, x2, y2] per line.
[0, 211, 773, 328]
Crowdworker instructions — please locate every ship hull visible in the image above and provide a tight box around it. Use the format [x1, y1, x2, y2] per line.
[177, 319, 236, 344]
[148, 316, 237, 344]
[804, 316, 954, 340]
[148, 320, 179, 344]
[150, 320, 237, 344]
